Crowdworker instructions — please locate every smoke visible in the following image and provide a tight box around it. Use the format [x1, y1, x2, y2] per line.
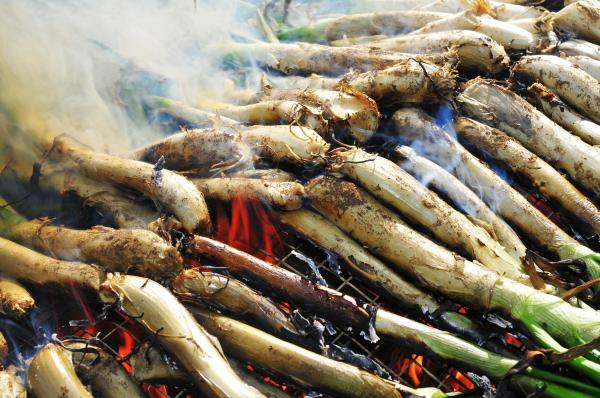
[0, 0, 269, 157]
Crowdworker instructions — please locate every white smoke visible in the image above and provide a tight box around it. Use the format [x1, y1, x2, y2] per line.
[0, 0, 269, 154]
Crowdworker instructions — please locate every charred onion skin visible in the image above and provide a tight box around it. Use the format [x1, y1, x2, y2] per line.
[0, 365, 25, 398]
[52, 136, 209, 233]
[189, 236, 372, 331]
[99, 274, 265, 398]
[28, 343, 92, 398]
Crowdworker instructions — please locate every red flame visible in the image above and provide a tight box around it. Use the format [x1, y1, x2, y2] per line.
[117, 329, 134, 373]
[67, 282, 97, 337]
[447, 368, 475, 392]
[214, 197, 283, 264]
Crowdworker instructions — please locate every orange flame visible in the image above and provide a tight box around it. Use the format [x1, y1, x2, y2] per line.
[117, 329, 134, 373]
[214, 197, 283, 264]
[448, 368, 475, 392]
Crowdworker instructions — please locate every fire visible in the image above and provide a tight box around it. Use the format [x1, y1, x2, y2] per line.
[67, 282, 97, 337]
[214, 196, 283, 264]
[448, 368, 475, 392]
[391, 353, 426, 386]
[117, 329, 135, 373]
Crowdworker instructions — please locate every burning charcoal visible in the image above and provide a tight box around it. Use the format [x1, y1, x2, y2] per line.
[190, 178, 305, 210]
[27, 343, 92, 398]
[0, 365, 25, 398]
[67, 342, 145, 398]
[99, 274, 265, 397]
[0, 278, 34, 318]
[50, 135, 210, 233]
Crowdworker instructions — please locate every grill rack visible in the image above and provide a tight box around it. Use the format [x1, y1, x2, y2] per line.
[0, 226, 476, 398]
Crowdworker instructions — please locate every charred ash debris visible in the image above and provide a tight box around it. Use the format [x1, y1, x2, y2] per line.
[3, 0, 600, 397]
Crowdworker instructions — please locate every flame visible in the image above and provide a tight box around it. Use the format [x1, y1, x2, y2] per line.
[214, 197, 283, 264]
[391, 354, 425, 386]
[448, 369, 475, 392]
[68, 282, 97, 337]
[117, 329, 135, 373]
[143, 384, 169, 398]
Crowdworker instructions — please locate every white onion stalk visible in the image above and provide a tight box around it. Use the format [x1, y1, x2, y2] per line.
[512, 55, 600, 124]
[307, 176, 600, 382]
[252, 87, 380, 143]
[394, 145, 526, 261]
[568, 55, 600, 81]
[99, 274, 265, 398]
[325, 0, 545, 21]
[277, 10, 449, 42]
[393, 107, 600, 291]
[526, 82, 600, 146]
[458, 78, 600, 196]
[557, 39, 600, 60]
[408, 10, 541, 50]
[0, 277, 34, 318]
[455, 116, 600, 237]
[552, 1, 600, 45]
[52, 136, 209, 233]
[200, 100, 329, 137]
[365, 30, 509, 74]
[28, 343, 92, 398]
[331, 147, 529, 283]
[190, 177, 305, 210]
